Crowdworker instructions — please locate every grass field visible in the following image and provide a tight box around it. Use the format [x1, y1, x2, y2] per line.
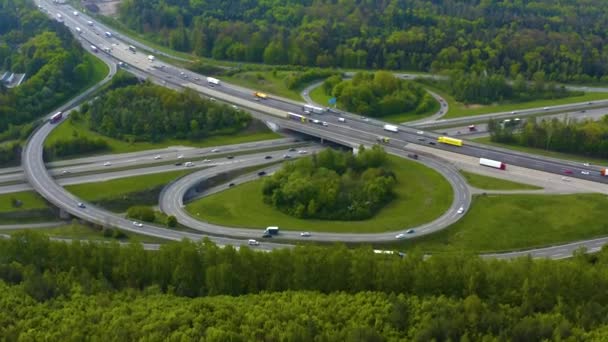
[384, 193, 608, 253]
[223, 71, 308, 101]
[45, 119, 281, 157]
[3, 223, 168, 244]
[308, 82, 439, 123]
[84, 53, 110, 89]
[460, 170, 542, 190]
[474, 136, 608, 165]
[0, 191, 48, 213]
[65, 169, 193, 202]
[186, 155, 453, 233]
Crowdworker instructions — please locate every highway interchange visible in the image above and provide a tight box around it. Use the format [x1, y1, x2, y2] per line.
[15, 0, 608, 258]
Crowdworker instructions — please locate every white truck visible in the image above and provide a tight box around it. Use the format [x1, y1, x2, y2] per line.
[303, 104, 325, 114]
[383, 124, 399, 133]
[147, 55, 155, 62]
[207, 77, 220, 86]
[479, 158, 506, 170]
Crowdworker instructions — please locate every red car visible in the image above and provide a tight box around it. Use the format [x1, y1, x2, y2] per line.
[564, 170, 573, 174]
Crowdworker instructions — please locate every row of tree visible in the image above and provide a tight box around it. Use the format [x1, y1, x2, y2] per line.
[73, 82, 252, 142]
[263, 146, 395, 220]
[323, 72, 435, 117]
[423, 71, 578, 105]
[117, 0, 608, 81]
[489, 116, 608, 158]
[2, 232, 608, 340]
[0, 0, 99, 134]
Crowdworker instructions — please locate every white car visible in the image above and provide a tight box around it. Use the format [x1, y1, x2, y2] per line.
[561, 177, 571, 182]
[543, 107, 549, 110]
[211, 148, 220, 153]
[297, 150, 308, 154]
[232, 105, 238, 109]
[248, 239, 260, 246]
[511, 111, 517, 114]
[203, 159, 211, 163]
[583, 162, 590, 166]
[395, 233, 406, 239]
[338, 117, 346, 122]
[154, 155, 162, 160]
[300, 232, 311, 237]
[103, 162, 111, 166]
[61, 170, 70, 175]
[312, 119, 320, 124]
[457, 207, 464, 214]
[322, 122, 328, 127]
[132, 221, 143, 227]
[73, 11, 78, 16]
[177, 154, 184, 159]
[581, 171, 590, 175]
[416, 130, 424, 135]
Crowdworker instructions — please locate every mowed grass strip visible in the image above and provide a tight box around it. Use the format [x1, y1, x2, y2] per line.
[45, 119, 281, 156]
[388, 193, 608, 253]
[0, 191, 48, 213]
[186, 156, 453, 233]
[460, 170, 542, 190]
[473, 136, 608, 166]
[3, 223, 168, 244]
[65, 170, 193, 202]
[223, 71, 306, 101]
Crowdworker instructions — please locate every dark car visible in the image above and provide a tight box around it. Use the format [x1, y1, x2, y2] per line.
[258, 171, 266, 176]
[175, 162, 182, 166]
[228, 182, 235, 187]
[564, 170, 573, 175]
[264, 155, 272, 160]
[77, 202, 86, 209]
[429, 141, 436, 145]
[288, 148, 296, 152]
[227, 155, 234, 159]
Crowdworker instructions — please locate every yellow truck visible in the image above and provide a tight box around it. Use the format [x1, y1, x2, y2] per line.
[437, 136, 463, 147]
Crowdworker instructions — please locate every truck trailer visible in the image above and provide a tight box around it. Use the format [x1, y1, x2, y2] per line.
[437, 136, 463, 146]
[50, 112, 63, 124]
[383, 124, 399, 133]
[265, 226, 279, 235]
[207, 77, 220, 86]
[601, 169, 608, 176]
[479, 158, 506, 170]
[303, 104, 325, 114]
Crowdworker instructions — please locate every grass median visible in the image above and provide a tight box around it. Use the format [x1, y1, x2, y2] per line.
[45, 119, 281, 157]
[460, 170, 542, 190]
[185, 155, 453, 233]
[384, 193, 608, 253]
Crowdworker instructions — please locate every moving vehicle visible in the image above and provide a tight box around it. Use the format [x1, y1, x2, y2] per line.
[73, 11, 78, 16]
[103, 162, 111, 166]
[258, 171, 266, 176]
[184, 162, 194, 167]
[479, 158, 506, 170]
[437, 136, 463, 147]
[383, 124, 399, 133]
[211, 149, 220, 153]
[416, 130, 424, 135]
[468, 125, 477, 131]
[75, 27, 81, 34]
[264, 156, 272, 159]
[77, 202, 86, 209]
[253, 92, 268, 99]
[177, 154, 184, 159]
[564, 170, 573, 175]
[90, 45, 98, 53]
[395, 233, 406, 239]
[298, 150, 307, 154]
[377, 136, 390, 144]
[87, 21, 93, 26]
[105, 31, 112, 38]
[288, 112, 308, 123]
[50, 111, 63, 124]
[322, 122, 328, 127]
[226, 155, 234, 159]
[248, 239, 260, 246]
[601, 169, 608, 176]
[128, 45, 136, 52]
[300, 232, 311, 237]
[581, 171, 590, 175]
[265, 226, 279, 235]
[303, 104, 325, 114]
[338, 117, 346, 122]
[407, 154, 418, 160]
[457, 207, 464, 214]
[132, 221, 143, 227]
[147, 55, 155, 61]
[207, 77, 220, 86]
[154, 155, 162, 160]
[406, 229, 415, 234]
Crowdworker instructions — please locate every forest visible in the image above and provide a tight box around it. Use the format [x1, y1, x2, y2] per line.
[3, 232, 608, 340]
[73, 82, 252, 142]
[118, 0, 608, 82]
[0, 0, 99, 134]
[322, 71, 435, 117]
[489, 116, 608, 158]
[421, 71, 577, 105]
[262, 146, 395, 220]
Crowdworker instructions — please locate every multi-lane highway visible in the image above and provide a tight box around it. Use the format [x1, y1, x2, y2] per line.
[22, 0, 608, 258]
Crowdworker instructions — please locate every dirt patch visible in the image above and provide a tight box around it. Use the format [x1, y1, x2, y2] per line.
[463, 104, 484, 109]
[82, 0, 122, 17]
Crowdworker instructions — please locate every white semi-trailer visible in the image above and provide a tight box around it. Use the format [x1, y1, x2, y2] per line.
[303, 104, 325, 114]
[479, 158, 506, 170]
[383, 124, 399, 133]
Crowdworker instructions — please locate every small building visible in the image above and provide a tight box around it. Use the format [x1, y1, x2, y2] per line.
[0, 71, 26, 88]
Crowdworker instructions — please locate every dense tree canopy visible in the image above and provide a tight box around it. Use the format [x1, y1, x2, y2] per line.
[2, 232, 608, 339]
[489, 116, 608, 159]
[0, 0, 98, 134]
[75, 82, 252, 142]
[118, 0, 608, 82]
[262, 146, 396, 220]
[423, 70, 577, 105]
[325, 72, 435, 117]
